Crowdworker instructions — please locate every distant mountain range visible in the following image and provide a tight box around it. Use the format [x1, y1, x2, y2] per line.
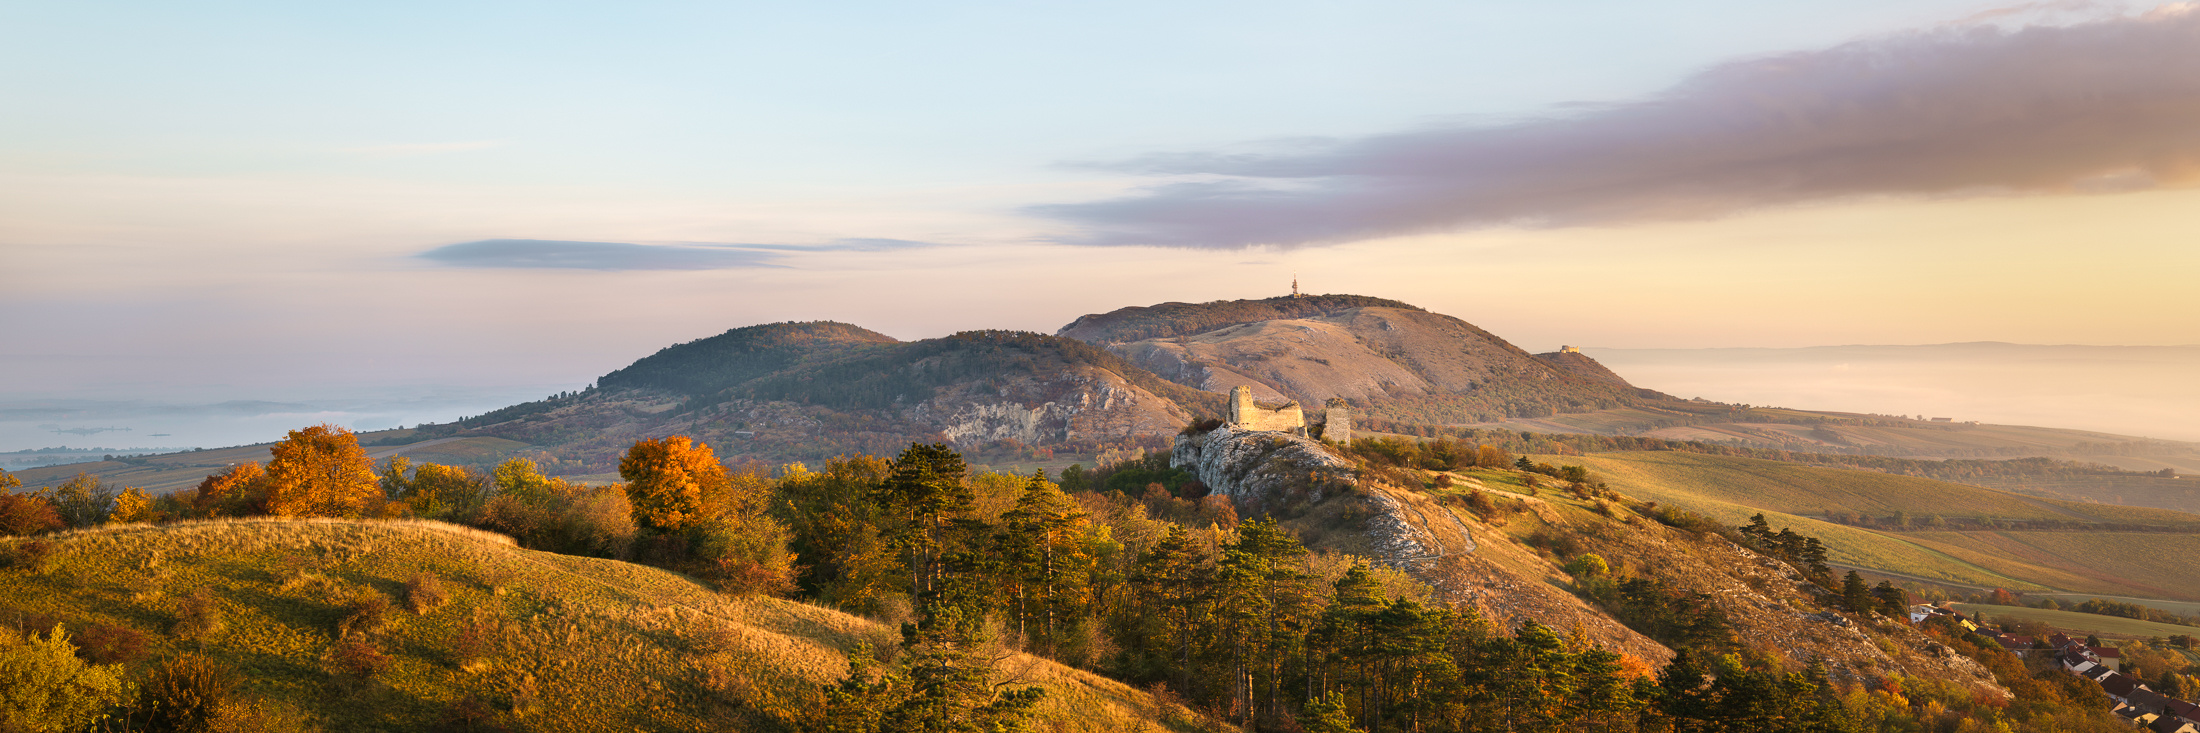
[390, 295, 1681, 470]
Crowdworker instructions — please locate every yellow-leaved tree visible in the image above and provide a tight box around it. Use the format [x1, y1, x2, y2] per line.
[262, 424, 380, 518]
[619, 436, 728, 532]
[108, 487, 157, 524]
[194, 461, 267, 516]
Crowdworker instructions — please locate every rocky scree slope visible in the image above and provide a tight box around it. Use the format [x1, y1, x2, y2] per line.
[1178, 426, 2011, 697]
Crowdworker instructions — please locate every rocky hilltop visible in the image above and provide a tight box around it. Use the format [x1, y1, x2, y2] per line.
[1068, 296, 1670, 424]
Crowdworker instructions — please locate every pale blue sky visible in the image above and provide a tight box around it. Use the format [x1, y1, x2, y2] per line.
[6, 0, 2200, 448]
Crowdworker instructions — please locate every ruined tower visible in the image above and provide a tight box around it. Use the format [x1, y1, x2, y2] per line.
[1227, 385, 1305, 433]
[1321, 399, 1352, 443]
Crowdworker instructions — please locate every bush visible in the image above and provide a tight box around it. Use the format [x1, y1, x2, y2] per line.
[174, 590, 226, 641]
[336, 590, 392, 638]
[75, 623, 151, 665]
[0, 494, 64, 537]
[405, 573, 449, 614]
[0, 625, 130, 733]
[134, 653, 237, 733]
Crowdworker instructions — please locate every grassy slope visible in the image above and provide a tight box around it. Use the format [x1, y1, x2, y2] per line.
[1560, 452, 2200, 600]
[1949, 603, 2200, 641]
[1, 519, 1214, 733]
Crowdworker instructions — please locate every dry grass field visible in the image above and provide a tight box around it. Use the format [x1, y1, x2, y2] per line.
[1903, 531, 2200, 603]
[1550, 451, 2200, 600]
[0, 519, 1220, 732]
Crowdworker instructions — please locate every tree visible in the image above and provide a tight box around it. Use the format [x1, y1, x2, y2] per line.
[0, 475, 64, 536]
[39, 473, 115, 528]
[994, 472, 1092, 657]
[262, 425, 380, 518]
[875, 443, 973, 602]
[1840, 572, 1874, 615]
[399, 463, 487, 519]
[194, 461, 268, 516]
[108, 487, 156, 524]
[1872, 581, 1908, 618]
[619, 435, 730, 533]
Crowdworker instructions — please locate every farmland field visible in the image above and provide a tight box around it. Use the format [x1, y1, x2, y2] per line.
[1950, 603, 2200, 640]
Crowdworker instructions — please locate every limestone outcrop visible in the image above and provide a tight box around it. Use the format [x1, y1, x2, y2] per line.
[1170, 423, 1356, 514]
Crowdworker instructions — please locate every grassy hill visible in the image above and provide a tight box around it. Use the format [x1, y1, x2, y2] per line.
[0, 519, 1216, 732]
[1556, 451, 2200, 602]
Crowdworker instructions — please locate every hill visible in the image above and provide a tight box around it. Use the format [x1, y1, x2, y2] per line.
[1533, 349, 1633, 387]
[1073, 297, 1675, 425]
[0, 519, 1215, 732]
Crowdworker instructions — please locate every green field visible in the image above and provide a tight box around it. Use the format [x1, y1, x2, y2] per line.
[1552, 451, 2200, 601]
[1950, 603, 2200, 641]
[0, 519, 1210, 732]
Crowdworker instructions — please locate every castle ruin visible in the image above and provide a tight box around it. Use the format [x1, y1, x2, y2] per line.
[1225, 385, 1352, 442]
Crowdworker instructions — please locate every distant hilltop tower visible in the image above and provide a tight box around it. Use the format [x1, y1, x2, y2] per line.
[1291, 275, 1302, 298]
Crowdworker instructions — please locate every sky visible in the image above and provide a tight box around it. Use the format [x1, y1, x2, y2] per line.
[5, 0, 2199, 449]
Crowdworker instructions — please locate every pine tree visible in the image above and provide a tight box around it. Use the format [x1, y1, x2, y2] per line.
[1840, 571, 1874, 615]
[876, 443, 973, 602]
[994, 471, 1091, 656]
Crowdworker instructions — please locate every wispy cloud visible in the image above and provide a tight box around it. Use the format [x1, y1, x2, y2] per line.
[1031, 4, 2200, 248]
[341, 140, 507, 157]
[417, 240, 782, 270]
[415, 237, 946, 270]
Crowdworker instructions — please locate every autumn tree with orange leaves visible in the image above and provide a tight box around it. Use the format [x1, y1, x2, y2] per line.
[261, 424, 381, 518]
[619, 436, 730, 532]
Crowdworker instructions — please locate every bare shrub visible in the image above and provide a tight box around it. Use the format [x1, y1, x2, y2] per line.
[405, 573, 449, 614]
[134, 652, 237, 733]
[336, 590, 391, 638]
[174, 590, 226, 641]
[75, 623, 151, 665]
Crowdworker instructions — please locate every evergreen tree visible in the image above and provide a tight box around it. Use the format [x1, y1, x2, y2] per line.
[875, 443, 973, 603]
[994, 471, 1092, 657]
[1840, 571, 1874, 615]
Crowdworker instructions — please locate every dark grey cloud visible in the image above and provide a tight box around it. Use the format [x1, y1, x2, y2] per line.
[1032, 7, 2200, 248]
[419, 239, 782, 270]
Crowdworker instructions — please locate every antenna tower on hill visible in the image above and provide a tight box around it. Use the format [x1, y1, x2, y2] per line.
[1292, 275, 1301, 298]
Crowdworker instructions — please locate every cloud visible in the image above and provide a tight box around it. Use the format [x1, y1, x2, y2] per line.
[1031, 5, 2200, 248]
[417, 239, 782, 270]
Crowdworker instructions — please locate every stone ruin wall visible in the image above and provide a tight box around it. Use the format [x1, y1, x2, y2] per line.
[1229, 385, 1305, 432]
